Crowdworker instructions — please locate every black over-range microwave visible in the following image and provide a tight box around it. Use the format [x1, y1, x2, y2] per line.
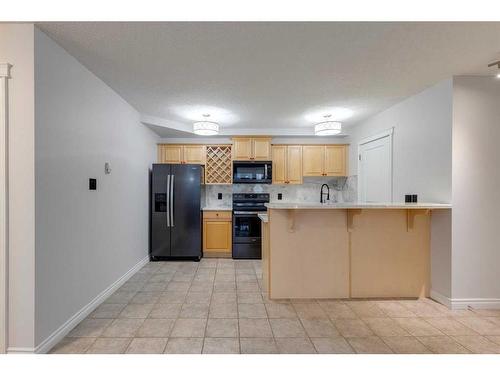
[233, 161, 272, 184]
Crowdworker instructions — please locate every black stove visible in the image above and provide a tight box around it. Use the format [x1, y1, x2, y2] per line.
[232, 193, 269, 259]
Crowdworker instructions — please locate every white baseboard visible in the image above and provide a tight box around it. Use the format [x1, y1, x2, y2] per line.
[7, 347, 36, 354]
[431, 290, 500, 310]
[32, 255, 149, 354]
[450, 298, 500, 310]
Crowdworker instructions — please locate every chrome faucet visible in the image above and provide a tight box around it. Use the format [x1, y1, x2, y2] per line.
[320, 184, 330, 204]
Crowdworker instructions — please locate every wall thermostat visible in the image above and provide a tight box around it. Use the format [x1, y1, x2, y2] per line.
[104, 162, 111, 175]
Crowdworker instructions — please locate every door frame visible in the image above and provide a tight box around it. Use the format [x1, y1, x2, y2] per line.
[357, 127, 394, 203]
[0, 63, 12, 354]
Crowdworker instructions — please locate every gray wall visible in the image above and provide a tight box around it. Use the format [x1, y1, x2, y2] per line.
[430, 209, 452, 301]
[34, 28, 158, 345]
[348, 79, 453, 203]
[452, 76, 500, 302]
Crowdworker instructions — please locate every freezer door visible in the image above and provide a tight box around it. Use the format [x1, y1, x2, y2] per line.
[151, 164, 171, 258]
[170, 164, 202, 258]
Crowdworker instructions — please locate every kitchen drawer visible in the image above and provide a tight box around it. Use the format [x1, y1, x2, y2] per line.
[203, 211, 232, 220]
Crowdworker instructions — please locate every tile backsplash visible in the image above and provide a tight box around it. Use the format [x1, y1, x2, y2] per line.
[202, 175, 358, 207]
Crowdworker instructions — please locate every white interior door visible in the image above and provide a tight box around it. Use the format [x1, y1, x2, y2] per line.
[358, 130, 393, 203]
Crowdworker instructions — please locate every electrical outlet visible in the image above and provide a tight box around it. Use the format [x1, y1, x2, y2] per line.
[278, 193, 283, 200]
[89, 178, 97, 190]
[218, 193, 222, 200]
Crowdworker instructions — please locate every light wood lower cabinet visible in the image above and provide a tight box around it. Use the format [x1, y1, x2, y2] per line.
[203, 211, 232, 258]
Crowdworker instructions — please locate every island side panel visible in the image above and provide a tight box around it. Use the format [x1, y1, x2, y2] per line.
[350, 209, 430, 298]
[268, 209, 349, 299]
[261, 220, 270, 293]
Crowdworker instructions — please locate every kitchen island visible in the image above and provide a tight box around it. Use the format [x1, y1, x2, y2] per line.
[260, 202, 451, 300]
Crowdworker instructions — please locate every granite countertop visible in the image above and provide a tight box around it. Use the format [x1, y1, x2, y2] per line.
[201, 206, 232, 211]
[257, 213, 268, 222]
[265, 202, 452, 210]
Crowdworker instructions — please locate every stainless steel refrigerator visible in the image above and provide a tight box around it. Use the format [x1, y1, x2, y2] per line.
[150, 164, 202, 261]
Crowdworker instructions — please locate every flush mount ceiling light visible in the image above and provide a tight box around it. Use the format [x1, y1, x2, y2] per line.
[193, 114, 219, 136]
[487, 60, 500, 79]
[314, 115, 342, 136]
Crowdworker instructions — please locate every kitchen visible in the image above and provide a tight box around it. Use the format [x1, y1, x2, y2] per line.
[2, 22, 500, 357]
[152, 135, 450, 300]
[153, 140, 350, 259]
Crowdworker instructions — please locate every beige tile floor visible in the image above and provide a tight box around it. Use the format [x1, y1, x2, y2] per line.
[50, 258, 500, 354]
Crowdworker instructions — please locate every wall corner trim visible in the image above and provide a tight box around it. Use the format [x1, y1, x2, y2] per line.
[430, 289, 452, 309]
[0, 63, 12, 78]
[33, 255, 149, 354]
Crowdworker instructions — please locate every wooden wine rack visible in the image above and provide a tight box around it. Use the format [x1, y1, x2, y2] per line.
[205, 145, 233, 184]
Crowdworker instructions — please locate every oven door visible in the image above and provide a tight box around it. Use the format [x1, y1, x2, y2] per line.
[232, 212, 262, 259]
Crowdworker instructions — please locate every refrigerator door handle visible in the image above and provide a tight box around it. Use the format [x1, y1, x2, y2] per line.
[166, 174, 170, 227]
[170, 174, 175, 227]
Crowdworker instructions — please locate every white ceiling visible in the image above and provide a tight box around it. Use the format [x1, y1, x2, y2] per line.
[37, 22, 500, 137]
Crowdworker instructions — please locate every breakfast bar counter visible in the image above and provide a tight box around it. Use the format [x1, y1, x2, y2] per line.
[260, 202, 451, 300]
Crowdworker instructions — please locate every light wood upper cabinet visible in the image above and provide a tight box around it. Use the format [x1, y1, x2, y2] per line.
[183, 145, 206, 164]
[232, 137, 271, 161]
[158, 144, 183, 164]
[272, 145, 287, 184]
[324, 145, 347, 176]
[302, 146, 325, 176]
[232, 138, 253, 160]
[157, 144, 206, 164]
[286, 145, 303, 184]
[302, 145, 348, 177]
[157, 142, 348, 179]
[252, 138, 272, 160]
[272, 145, 302, 184]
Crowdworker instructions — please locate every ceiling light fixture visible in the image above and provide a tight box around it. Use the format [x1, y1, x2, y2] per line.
[314, 115, 342, 136]
[193, 114, 219, 136]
